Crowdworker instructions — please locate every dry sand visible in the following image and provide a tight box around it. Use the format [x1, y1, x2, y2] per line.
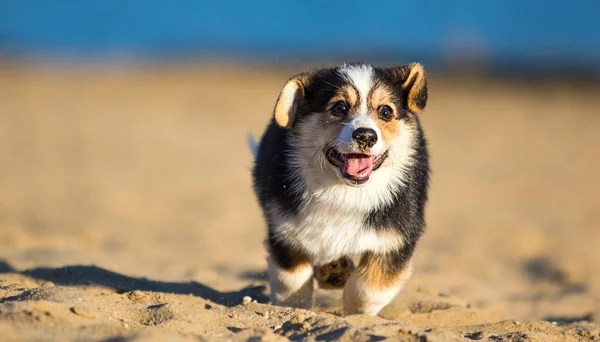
[0, 61, 599, 341]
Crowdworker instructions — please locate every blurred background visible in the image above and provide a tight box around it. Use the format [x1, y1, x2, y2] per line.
[1, 0, 599, 325]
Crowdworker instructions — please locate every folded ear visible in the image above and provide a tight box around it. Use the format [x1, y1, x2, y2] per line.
[390, 63, 428, 114]
[274, 73, 310, 128]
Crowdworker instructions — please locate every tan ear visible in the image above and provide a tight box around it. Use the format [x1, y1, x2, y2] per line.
[391, 63, 428, 113]
[274, 73, 309, 128]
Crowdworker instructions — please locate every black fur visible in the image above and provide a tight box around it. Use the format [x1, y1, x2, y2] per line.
[253, 119, 305, 219]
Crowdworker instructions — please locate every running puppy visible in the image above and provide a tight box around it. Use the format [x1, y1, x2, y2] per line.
[251, 62, 429, 316]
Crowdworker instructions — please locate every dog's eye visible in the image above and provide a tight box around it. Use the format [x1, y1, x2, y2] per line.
[379, 105, 394, 121]
[331, 101, 349, 117]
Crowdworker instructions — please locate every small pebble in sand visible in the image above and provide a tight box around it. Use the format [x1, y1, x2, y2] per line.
[70, 307, 96, 319]
[242, 296, 252, 305]
[513, 321, 520, 325]
[126, 291, 146, 302]
[294, 314, 306, 323]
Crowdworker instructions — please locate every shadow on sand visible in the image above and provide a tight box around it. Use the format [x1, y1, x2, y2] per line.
[0, 261, 268, 307]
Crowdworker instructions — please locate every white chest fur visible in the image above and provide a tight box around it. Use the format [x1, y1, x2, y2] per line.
[272, 193, 404, 265]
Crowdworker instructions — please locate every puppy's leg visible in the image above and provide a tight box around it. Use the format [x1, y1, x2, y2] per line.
[267, 241, 314, 309]
[315, 257, 355, 289]
[343, 249, 413, 316]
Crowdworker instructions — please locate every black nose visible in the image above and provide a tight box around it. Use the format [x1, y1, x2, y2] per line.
[352, 128, 378, 148]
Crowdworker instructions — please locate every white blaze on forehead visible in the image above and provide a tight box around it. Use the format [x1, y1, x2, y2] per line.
[340, 64, 374, 115]
[338, 64, 386, 155]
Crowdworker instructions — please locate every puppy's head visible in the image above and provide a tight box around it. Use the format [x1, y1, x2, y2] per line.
[273, 63, 427, 189]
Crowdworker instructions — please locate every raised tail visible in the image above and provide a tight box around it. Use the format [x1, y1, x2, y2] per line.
[247, 131, 259, 158]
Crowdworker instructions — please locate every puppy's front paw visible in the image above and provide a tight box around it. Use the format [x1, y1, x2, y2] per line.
[315, 257, 355, 289]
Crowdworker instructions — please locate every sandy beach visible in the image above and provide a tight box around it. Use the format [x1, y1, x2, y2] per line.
[0, 62, 599, 341]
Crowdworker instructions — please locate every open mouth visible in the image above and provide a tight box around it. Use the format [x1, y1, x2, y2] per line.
[324, 147, 388, 185]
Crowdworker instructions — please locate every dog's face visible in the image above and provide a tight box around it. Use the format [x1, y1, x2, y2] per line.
[274, 63, 427, 191]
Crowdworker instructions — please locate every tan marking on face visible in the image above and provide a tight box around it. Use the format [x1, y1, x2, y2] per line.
[327, 85, 359, 113]
[357, 252, 412, 291]
[368, 84, 401, 143]
[369, 84, 396, 109]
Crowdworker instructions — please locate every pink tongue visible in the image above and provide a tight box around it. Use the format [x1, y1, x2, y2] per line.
[344, 156, 374, 178]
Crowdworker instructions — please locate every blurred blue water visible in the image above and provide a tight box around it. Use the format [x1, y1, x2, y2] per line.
[1, 1, 599, 70]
